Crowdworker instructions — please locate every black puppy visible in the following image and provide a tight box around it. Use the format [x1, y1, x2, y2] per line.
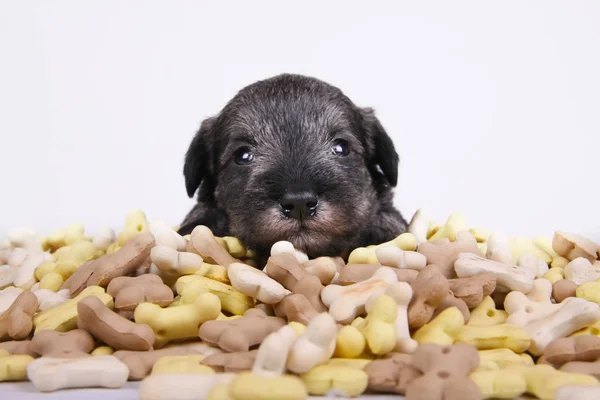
[179, 74, 408, 265]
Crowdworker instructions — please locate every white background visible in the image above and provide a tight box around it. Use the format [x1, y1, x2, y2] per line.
[1, 1, 599, 242]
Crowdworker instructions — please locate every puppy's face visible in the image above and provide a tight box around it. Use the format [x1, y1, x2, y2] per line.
[184, 74, 399, 257]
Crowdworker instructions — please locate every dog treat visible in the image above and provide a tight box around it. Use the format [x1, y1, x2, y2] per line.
[228, 262, 289, 304]
[301, 257, 339, 285]
[0, 290, 38, 341]
[322, 266, 398, 324]
[468, 296, 508, 326]
[273, 293, 318, 325]
[517, 253, 550, 278]
[0, 286, 23, 313]
[555, 385, 600, 400]
[469, 368, 527, 399]
[405, 342, 481, 400]
[77, 295, 155, 351]
[271, 240, 309, 264]
[337, 262, 418, 284]
[150, 245, 205, 277]
[202, 350, 257, 373]
[60, 233, 153, 296]
[0, 354, 35, 382]
[114, 342, 222, 380]
[542, 335, 600, 368]
[413, 306, 465, 345]
[175, 275, 254, 315]
[43, 223, 85, 253]
[91, 346, 114, 356]
[554, 279, 578, 303]
[88, 231, 155, 289]
[407, 264, 449, 329]
[53, 240, 103, 280]
[364, 352, 421, 394]
[576, 279, 600, 303]
[455, 252, 536, 293]
[265, 253, 326, 312]
[505, 292, 600, 355]
[560, 360, 600, 380]
[31, 329, 95, 358]
[33, 285, 113, 333]
[485, 231, 513, 265]
[447, 273, 496, 308]
[334, 325, 366, 358]
[212, 324, 307, 400]
[148, 221, 187, 251]
[432, 291, 471, 324]
[189, 225, 240, 266]
[150, 354, 213, 375]
[299, 365, 369, 397]
[477, 348, 534, 369]
[553, 231, 599, 263]
[199, 308, 285, 352]
[135, 292, 221, 348]
[139, 373, 236, 400]
[114, 208, 148, 248]
[286, 312, 337, 374]
[375, 245, 427, 270]
[510, 364, 599, 400]
[106, 274, 174, 311]
[427, 212, 468, 242]
[456, 323, 532, 353]
[408, 208, 430, 244]
[356, 294, 397, 355]
[27, 355, 129, 392]
[417, 230, 482, 278]
[368, 281, 417, 353]
[92, 226, 115, 251]
[564, 257, 600, 285]
[544, 266, 566, 283]
[37, 271, 64, 292]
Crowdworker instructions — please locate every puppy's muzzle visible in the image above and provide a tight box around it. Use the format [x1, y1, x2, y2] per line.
[279, 184, 318, 220]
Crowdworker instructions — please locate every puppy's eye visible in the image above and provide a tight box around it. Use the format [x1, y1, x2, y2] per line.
[234, 147, 254, 165]
[331, 139, 350, 156]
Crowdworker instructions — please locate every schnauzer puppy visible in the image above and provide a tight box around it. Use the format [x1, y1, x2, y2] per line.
[179, 73, 407, 265]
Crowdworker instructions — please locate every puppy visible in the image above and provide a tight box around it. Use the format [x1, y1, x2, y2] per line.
[179, 73, 408, 265]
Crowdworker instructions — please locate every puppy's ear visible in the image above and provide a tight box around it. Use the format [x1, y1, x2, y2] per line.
[361, 108, 399, 187]
[183, 117, 217, 198]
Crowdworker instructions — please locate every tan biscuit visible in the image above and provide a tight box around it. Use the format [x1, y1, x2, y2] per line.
[363, 353, 421, 394]
[202, 350, 257, 373]
[553, 279, 578, 303]
[77, 295, 155, 351]
[31, 329, 95, 358]
[406, 343, 481, 400]
[106, 274, 174, 311]
[189, 225, 240, 267]
[0, 290, 38, 341]
[265, 253, 327, 312]
[198, 308, 286, 352]
[0, 340, 37, 357]
[407, 265, 449, 329]
[273, 293, 318, 325]
[448, 273, 496, 308]
[417, 231, 482, 278]
[62, 232, 155, 295]
[543, 335, 600, 368]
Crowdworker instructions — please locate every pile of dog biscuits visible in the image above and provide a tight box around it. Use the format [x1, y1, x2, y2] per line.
[1, 208, 600, 400]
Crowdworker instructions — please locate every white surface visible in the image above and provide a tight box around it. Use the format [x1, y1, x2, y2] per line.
[0, 1, 599, 241]
[0, 383, 404, 400]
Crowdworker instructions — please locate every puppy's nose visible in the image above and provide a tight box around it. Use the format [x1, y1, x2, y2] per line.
[280, 188, 318, 220]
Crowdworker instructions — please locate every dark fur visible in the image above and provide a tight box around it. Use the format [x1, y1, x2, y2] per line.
[179, 74, 407, 265]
